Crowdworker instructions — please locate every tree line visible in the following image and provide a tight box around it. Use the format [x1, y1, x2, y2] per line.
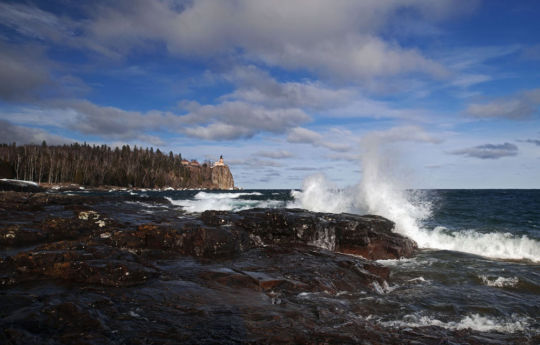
[0, 142, 211, 188]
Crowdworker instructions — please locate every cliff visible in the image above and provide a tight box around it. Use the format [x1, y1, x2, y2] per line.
[0, 143, 235, 190]
[211, 165, 234, 190]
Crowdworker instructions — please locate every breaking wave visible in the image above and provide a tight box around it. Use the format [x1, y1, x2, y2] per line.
[380, 313, 532, 333]
[291, 137, 540, 262]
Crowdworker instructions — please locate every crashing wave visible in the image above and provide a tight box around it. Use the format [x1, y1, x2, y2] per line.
[379, 313, 532, 333]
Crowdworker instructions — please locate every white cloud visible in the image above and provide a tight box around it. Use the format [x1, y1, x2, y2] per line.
[2, 96, 310, 143]
[179, 101, 309, 132]
[221, 65, 356, 110]
[3, 0, 471, 82]
[182, 123, 255, 141]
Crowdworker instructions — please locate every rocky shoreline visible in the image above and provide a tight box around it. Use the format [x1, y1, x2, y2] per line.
[0, 189, 532, 344]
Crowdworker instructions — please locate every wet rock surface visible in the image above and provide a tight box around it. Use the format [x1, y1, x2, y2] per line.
[0, 191, 536, 344]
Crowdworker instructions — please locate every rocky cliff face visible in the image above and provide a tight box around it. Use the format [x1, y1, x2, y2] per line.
[211, 165, 234, 189]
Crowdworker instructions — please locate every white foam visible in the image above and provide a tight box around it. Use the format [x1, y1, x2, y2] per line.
[380, 313, 531, 333]
[415, 227, 540, 262]
[166, 195, 284, 213]
[194, 191, 262, 200]
[291, 139, 540, 262]
[371, 280, 398, 294]
[479, 275, 519, 288]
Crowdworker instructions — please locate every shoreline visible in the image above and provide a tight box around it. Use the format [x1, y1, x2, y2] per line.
[0, 189, 537, 343]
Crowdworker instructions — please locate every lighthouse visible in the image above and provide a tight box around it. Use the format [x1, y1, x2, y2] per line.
[213, 155, 225, 167]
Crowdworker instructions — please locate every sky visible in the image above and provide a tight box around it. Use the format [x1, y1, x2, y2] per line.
[0, 0, 539, 189]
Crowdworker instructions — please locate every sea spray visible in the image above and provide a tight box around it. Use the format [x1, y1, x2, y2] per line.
[292, 138, 540, 262]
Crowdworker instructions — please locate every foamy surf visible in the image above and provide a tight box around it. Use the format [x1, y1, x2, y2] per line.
[193, 191, 262, 200]
[166, 191, 284, 213]
[379, 313, 532, 333]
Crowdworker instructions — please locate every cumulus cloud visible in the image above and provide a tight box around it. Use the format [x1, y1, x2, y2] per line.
[450, 143, 518, 159]
[4, 96, 308, 143]
[46, 100, 175, 144]
[466, 88, 540, 119]
[287, 127, 324, 144]
[221, 65, 355, 110]
[2, 0, 467, 81]
[0, 120, 71, 145]
[179, 101, 310, 139]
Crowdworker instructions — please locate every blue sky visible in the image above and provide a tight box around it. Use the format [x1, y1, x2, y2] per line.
[0, 0, 539, 188]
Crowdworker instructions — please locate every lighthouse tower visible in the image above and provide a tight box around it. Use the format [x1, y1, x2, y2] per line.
[213, 155, 225, 167]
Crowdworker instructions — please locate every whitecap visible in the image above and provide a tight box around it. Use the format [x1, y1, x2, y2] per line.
[380, 313, 532, 333]
[479, 275, 519, 288]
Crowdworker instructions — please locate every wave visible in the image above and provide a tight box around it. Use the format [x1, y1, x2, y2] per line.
[166, 193, 284, 213]
[416, 226, 539, 262]
[379, 313, 532, 333]
[291, 135, 540, 262]
[292, 175, 540, 262]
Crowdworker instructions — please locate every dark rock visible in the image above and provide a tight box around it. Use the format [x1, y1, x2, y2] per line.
[0, 179, 44, 192]
[109, 223, 250, 259]
[201, 208, 417, 259]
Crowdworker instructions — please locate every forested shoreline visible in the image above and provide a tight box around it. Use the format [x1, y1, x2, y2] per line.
[0, 142, 214, 188]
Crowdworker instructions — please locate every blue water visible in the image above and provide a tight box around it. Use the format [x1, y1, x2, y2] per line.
[424, 189, 540, 239]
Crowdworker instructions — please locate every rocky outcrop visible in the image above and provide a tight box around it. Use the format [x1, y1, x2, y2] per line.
[1, 192, 526, 344]
[210, 165, 234, 189]
[200, 209, 416, 259]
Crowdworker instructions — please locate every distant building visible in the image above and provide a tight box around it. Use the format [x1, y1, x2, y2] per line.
[213, 155, 226, 167]
[181, 160, 190, 166]
[189, 160, 200, 167]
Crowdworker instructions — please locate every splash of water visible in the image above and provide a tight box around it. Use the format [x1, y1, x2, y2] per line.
[292, 137, 540, 262]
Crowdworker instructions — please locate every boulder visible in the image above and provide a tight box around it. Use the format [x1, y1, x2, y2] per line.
[201, 208, 417, 259]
